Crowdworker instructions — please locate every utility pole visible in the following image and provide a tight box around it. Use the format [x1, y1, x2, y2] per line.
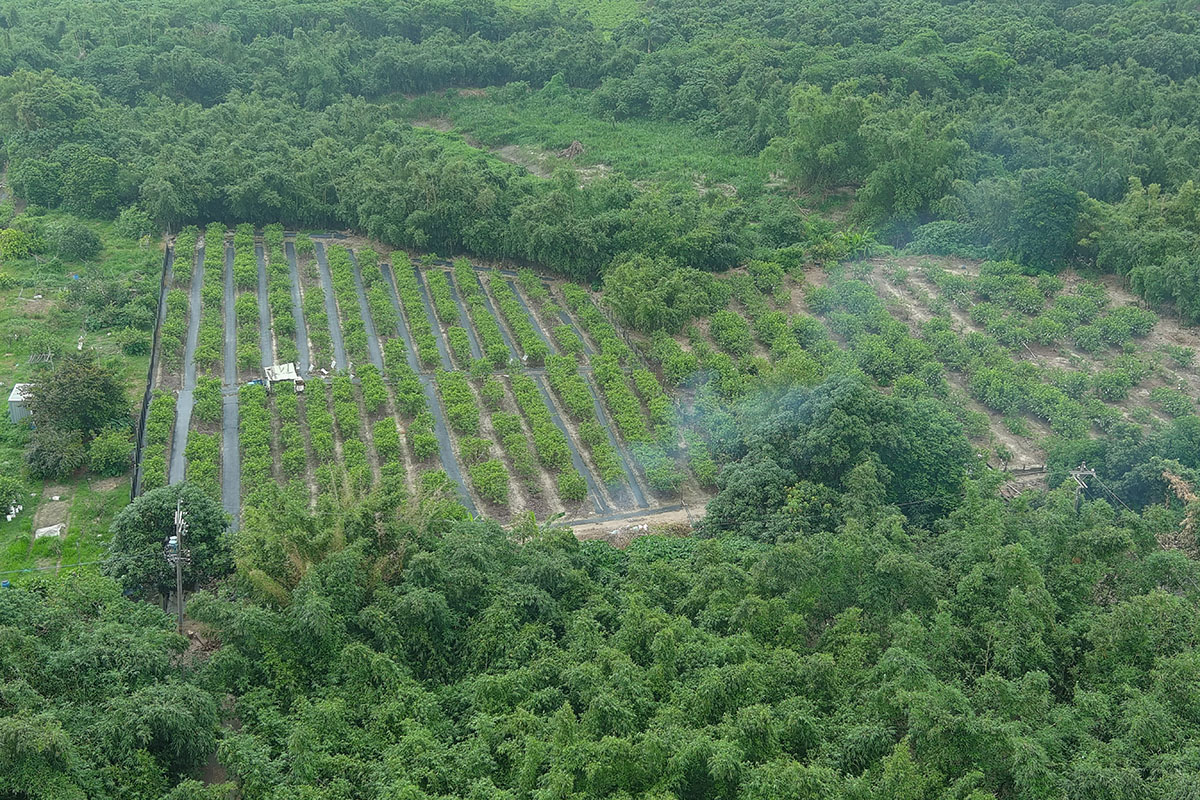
[1069, 462, 1097, 514]
[165, 498, 191, 635]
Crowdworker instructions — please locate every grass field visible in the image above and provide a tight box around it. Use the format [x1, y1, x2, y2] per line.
[0, 212, 161, 581]
[397, 88, 768, 189]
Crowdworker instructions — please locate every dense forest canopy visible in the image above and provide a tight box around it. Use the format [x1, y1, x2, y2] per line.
[3, 0, 1200, 798]
[4, 0, 1200, 300]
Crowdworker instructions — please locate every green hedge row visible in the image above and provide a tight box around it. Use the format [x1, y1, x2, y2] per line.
[489, 274, 549, 365]
[373, 417, 403, 464]
[384, 341, 427, 418]
[301, 278, 331, 365]
[447, 326, 472, 367]
[172, 226, 198, 287]
[162, 227, 197, 370]
[193, 376, 222, 424]
[427, 270, 458, 324]
[649, 331, 699, 387]
[233, 223, 256, 290]
[592, 357, 652, 443]
[240, 382, 273, 506]
[392, 255, 440, 368]
[562, 282, 632, 362]
[359, 364, 389, 416]
[195, 222, 226, 373]
[545, 354, 593, 421]
[275, 384, 307, 480]
[331, 374, 361, 440]
[139, 390, 176, 492]
[577, 419, 623, 483]
[436, 370, 479, 436]
[632, 368, 676, 442]
[161, 287, 189, 371]
[235, 286, 259, 370]
[305, 382, 336, 463]
[360, 248, 396, 338]
[468, 458, 509, 506]
[266, 240, 298, 363]
[632, 442, 686, 496]
[491, 411, 537, 482]
[185, 431, 221, 502]
[382, 341, 437, 462]
[509, 374, 570, 472]
[327, 245, 370, 367]
[467, 294, 510, 368]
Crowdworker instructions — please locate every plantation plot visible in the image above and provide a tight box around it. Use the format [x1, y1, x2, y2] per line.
[140, 229, 700, 527]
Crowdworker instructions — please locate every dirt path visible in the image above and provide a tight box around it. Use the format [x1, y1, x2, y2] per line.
[444, 271, 483, 359]
[347, 250, 384, 369]
[413, 268, 453, 371]
[254, 243, 274, 368]
[169, 241, 206, 485]
[221, 243, 241, 530]
[534, 374, 610, 514]
[284, 241, 311, 377]
[567, 505, 696, 544]
[312, 241, 348, 370]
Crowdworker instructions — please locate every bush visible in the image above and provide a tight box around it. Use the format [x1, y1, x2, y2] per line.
[557, 469, 587, 501]
[359, 365, 388, 415]
[553, 325, 584, 354]
[710, 310, 753, 357]
[1072, 324, 1105, 354]
[468, 459, 509, 505]
[490, 275, 549, 365]
[116, 206, 157, 241]
[481, 377, 505, 410]
[27, 427, 87, 479]
[0, 227, 42, 260]
[89, 428, 133, 476]
[459, 436, 492, 464]
[447, 326, 473, 366]
[1092, 369, 1133, 401]
[116, 326, 150, 356]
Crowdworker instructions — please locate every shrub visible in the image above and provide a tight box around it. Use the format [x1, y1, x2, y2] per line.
[1092, 369, 1133, 401]
[459, 436, 492, 464]
[44, 217, 102, 261]
[359, 365, 388, 415]
[710, 310, 753, 356]
[553, 325, 584, 355]
[469, 459, 509, 505]
[1072, 324, 1105, 354]
[240, 383, 273, 494]
[373, 418, 403, 463]
[89, 428, 133, 476]
[410, 411, 439, 461]
[481, 377, 505, 410]
[557, 469, 587, 501]
[1150, 387, 1195, 417]
[437, 371, 479, 435]
[305, 385, 336, 462]
[184, 431, 221, 501]
[593, 354, 651, 442]
[447, 326, 473, 366]
[490, 275, 549, 365]
[545, 355, 593, 421]
[427, 270, 458, 323]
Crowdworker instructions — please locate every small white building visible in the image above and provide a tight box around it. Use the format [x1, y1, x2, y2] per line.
[8, 383, 33, 424]
[264, 363, 304, 393]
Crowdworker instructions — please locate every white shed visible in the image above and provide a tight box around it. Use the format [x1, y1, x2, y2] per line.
[8, 384, 33, 424]
[264, 363, 304, 392]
